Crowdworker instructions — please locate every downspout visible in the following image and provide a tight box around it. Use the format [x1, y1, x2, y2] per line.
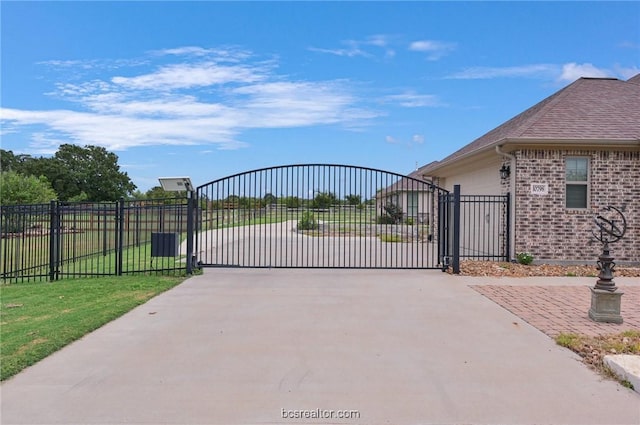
[496, 145, 516, 261]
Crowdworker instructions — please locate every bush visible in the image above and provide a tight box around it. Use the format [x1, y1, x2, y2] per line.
[516, 252, 534, 265]
[377, 215, 396, 224]
[379, 234, 404, 243]
[298, 212, 318, 231]
[377, 203, 404, 225]
[312, 192, 338, 209]
[0, 171, 57, 205]
[284, 196, 301, 208]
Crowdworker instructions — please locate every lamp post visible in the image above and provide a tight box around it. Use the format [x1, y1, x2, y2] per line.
[588, 206, 627, 324]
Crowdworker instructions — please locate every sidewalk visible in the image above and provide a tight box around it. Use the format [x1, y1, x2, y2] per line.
[1, 270, 638, 425]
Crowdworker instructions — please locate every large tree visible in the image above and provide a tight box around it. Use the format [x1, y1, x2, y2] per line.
[0, 149, 32, 173]
[312, 191, 338, 209]
[3, 145, 137, 202]
[52, 144, 136, 201]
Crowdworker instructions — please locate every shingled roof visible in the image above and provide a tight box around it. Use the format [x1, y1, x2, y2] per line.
[422, 74, 640, 173]
[378, 169, 430, 196]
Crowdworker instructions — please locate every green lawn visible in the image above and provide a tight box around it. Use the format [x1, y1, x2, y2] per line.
[201, 207, 379, 230]
[0, 275, 186, 381]
[2, 234, 187, 282]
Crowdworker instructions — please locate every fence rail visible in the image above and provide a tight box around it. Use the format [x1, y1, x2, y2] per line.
[1, 197, 193, 283]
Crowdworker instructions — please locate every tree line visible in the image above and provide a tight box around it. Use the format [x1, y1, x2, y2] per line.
[1, 145, 137, 205]
[206, 192, 375, 210]
[1, 146, 381, 207]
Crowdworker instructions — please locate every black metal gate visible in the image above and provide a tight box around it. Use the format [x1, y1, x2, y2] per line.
[196, 164, 449, 269]
[440, 185, 510, 273]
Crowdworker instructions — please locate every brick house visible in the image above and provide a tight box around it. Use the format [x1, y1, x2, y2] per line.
[376, 168, 434, 225]
[420, 74, 640, 264]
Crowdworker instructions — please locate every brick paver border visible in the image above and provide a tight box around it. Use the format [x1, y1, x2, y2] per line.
[471, 285, 640, 337]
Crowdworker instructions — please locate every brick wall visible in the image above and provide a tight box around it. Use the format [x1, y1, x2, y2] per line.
[512, 149, 639, 264]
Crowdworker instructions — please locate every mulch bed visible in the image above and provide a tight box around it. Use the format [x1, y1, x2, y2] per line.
[449, 260, 640, 277]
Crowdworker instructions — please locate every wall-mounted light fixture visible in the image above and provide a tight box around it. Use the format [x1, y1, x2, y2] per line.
[499, 164, 511, 180]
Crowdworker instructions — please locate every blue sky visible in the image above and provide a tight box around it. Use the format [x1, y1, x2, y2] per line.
[2, 1, 639, 192]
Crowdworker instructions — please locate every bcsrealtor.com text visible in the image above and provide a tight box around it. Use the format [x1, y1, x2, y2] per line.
[281, 408, 361, 420]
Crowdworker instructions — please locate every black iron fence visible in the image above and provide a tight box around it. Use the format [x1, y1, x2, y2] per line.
[1, 197, 194, 283]
[2, 177, 511, 280]
[441, 185, 510, 272]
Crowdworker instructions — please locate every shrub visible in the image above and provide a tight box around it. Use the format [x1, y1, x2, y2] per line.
[377, 202, 404, 225]
[377, 215, 396, 224]
[0, 171, 57, 205]
[284, 196, 301, 208]
[379, 233, 404, 243]
[312, 192, 338, 209]
[298, 212, 318, 231]
[516, 252, 534, 265]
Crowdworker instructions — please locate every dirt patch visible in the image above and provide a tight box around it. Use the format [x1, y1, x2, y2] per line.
[556, 330, 640, 388]
[449, 260, 640, 278]
[15, 337, 49, 356]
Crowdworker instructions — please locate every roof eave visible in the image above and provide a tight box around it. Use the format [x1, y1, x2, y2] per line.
[421, 138, 640, 176]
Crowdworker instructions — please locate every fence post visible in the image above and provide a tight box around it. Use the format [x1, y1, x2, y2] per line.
[505, 192, 511, 262]
[117, 198, 125, 276]
[186, 192, 195, 274]
[49, 200, 59, 281]
[437, 191, 448, 270]
[452, 185, 461, 274]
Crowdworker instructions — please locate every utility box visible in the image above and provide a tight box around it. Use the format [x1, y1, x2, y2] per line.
[151, 232, 179, 257]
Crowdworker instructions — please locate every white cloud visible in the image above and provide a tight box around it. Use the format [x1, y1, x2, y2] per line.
[1, 108, 237, 151]
[1, 47, 381, 153]
[615, 65, 640, 80]
[385, 134, 425, 149]
[408, 40, 456, 60]
[234, 81, 376, 128]
[38, 58, 149, 73]
[384, 92, 442, 108]
[618, 41, 640, 50]
[152, 47, 253, 63]
[447, 64, 557, 80]
[558, 63, 611, 82]
[120, 163, 155, 170]
[447, 62, 633, 82]
[367, 34, 390, 48]
[308, 45, 370, 58]
[112, 62, 265, 90]
[309, 34, 396, 59]
[38, 59, 97, 69]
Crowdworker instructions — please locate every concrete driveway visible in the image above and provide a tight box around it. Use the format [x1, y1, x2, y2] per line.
[1, 269, 639, 424]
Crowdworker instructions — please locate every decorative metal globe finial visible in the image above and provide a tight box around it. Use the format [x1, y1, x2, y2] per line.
[591, 206, 627, 292]
[592, 205, 627, 245]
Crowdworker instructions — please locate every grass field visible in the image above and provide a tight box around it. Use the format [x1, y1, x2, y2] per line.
[2, 206, 385, 280]
[0, 275, 186, 381]
[201, 206, 379, 231]
[0, 237, 185, 279]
